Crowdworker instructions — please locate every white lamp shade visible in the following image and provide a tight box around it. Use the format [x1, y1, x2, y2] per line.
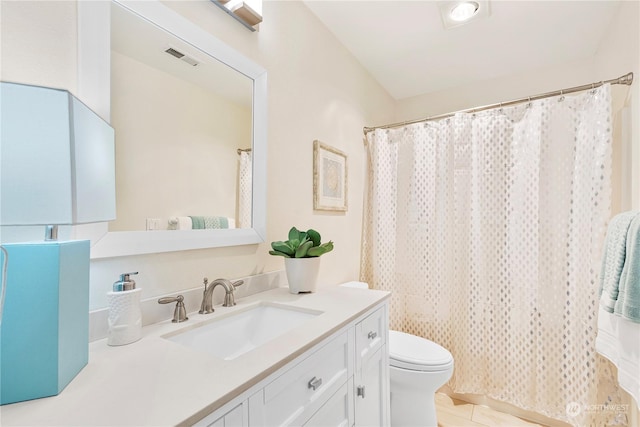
[1, 82, 116, 225]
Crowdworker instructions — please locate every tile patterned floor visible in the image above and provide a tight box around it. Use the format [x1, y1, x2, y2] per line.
[435, 393, 549, 427]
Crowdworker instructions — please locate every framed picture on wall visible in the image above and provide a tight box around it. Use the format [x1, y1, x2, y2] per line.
[313, 140, 347, 212]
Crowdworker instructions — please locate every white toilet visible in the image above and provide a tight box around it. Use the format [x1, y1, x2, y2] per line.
[389, 330, 454, 427]
[340, 282, 454, 427]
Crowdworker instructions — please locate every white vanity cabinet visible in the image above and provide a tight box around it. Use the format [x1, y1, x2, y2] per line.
[196, 301, 389, 427]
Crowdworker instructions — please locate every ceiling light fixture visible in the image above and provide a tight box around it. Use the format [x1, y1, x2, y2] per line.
[450, 1, 480, 22]
[438, 0, 488, 29]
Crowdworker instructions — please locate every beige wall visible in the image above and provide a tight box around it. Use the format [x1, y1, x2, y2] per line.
[0, 1, 77, 92]
[109, 51, 249, 231]
[0, 0, 396, 310]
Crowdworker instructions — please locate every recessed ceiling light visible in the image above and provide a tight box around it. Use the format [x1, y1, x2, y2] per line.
[450, 1, 479, 22]
[438, 0, 488, 29]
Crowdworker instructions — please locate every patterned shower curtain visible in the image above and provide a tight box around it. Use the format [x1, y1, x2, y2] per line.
[237, 151, 252, 229]
[362, 85, 625, 426]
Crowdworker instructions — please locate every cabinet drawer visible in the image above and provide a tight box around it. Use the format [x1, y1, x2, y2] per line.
[249, 330, 353, 427]
[356, 306, 385, 360]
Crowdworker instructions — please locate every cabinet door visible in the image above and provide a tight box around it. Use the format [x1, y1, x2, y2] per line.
[356, 307, 385, 361]
[354, 346, 389, 427]
[303, 378, 354, 427]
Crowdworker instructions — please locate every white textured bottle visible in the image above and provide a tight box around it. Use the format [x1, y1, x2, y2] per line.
[107, 272, 142, 346]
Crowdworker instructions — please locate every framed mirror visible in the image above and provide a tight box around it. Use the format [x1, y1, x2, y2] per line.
[90, 0, 267, 258]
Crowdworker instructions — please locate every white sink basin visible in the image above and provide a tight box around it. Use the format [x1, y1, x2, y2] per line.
[164, 303, 322, 360]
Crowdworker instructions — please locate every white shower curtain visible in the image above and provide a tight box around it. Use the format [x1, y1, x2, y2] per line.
[237, 151, 252, 229]
[362, 85, 626, 426]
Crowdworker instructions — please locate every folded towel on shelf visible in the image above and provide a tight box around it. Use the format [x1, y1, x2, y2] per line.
[599, 211, 638, 313]
[189, 216, 231, 230]
[190, 216, 205, 230]
[169, 216, 235, 230]
[168, 217, 193, 230]
[614, 214, 640, 323]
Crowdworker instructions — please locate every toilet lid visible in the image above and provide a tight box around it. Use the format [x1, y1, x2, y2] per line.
[389, 330, 453, 372]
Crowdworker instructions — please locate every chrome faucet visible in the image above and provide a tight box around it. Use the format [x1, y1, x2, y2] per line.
[199, 277, 244, 314]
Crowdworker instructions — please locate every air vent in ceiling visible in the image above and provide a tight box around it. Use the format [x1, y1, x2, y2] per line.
[164, 47, 199, 67]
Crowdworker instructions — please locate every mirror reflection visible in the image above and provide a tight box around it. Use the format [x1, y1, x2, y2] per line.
[109, 2, 253, 232]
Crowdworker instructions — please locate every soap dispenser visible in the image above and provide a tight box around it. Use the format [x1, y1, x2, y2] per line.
[107, 272, 142, 346]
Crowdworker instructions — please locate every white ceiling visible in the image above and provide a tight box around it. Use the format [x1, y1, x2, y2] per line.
[303, 0, 622, 100]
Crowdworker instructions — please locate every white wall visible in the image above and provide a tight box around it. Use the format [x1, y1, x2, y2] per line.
[0, 0, 396, 310]
[593, 0, 640, 212]
[395, 56, 597, 121]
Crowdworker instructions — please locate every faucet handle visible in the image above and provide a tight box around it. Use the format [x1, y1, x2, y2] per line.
[158, 295, 188, 323]
[232, 280, 244, 289]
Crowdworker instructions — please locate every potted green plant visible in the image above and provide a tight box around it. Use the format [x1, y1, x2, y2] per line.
[269, 227, 334, 294]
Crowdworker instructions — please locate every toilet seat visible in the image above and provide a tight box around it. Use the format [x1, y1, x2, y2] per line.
[389, 330, 453, 372]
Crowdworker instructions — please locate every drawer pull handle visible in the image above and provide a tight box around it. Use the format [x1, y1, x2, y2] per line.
[308, 377, 323, 391]
[367, 331, 377, 340]
[357, 385, 366, 398]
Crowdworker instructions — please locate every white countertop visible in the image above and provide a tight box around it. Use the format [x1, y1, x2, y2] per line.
[0, 285, 389, 426]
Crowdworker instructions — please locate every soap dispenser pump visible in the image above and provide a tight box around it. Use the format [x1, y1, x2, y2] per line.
[113, 272, 137, 292]
[107, 272, 142, 346]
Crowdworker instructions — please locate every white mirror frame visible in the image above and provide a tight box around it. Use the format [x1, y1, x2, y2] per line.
[81, 0, 267, 259]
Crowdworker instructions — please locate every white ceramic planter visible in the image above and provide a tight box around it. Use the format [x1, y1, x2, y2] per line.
[284, 257, 321, 294]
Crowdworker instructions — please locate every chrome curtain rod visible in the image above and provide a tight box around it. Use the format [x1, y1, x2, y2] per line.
[236, 148, 252, 154]
[363, 72, 634, 135]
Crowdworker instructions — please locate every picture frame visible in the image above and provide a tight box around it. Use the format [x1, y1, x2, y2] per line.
[313, 140, 347, 212]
